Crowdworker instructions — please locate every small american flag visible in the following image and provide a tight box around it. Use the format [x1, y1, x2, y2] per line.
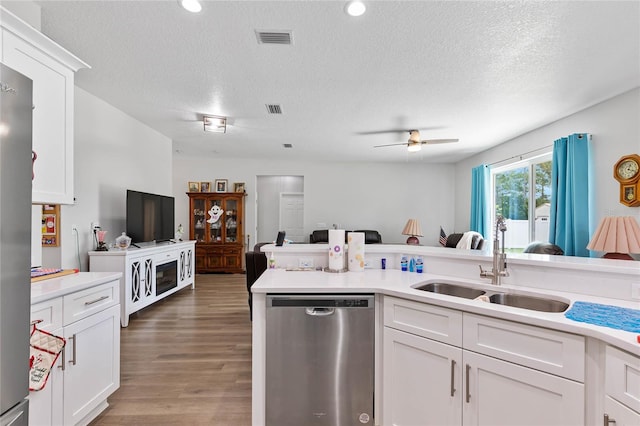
[439, 227, 447, 246]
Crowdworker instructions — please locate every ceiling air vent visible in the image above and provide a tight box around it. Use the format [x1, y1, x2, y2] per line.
[256, 30, 292, 45]
[266, 104, 283, 114]
[283, 144, 293, 148]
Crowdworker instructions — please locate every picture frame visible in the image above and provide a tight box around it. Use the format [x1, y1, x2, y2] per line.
[41, 204, 59, 247]
[188, 181, 200, 192]
[234, 182, 245, 193]
[200, 181, 211, 193]
[215, 179, 228, 193]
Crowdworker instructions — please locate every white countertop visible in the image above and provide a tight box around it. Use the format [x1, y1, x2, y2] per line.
[252, 268, 640, 355]
[31, 271, 122, 304]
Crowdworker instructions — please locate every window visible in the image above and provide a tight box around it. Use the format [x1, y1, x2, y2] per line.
[490, 153, 552, 252]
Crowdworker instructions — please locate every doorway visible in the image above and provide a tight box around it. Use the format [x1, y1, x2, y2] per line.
[256, 176, 304, 244]
[279, 192, 304, 242]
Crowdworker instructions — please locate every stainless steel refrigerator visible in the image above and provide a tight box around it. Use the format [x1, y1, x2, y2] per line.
[0, 63, 33, 425]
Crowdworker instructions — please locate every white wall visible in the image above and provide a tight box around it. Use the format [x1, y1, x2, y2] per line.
[172, 158, 456, 247]
[256, 175, 304, 244]
[52, 88, 173, 270]
[454, 88, 640, 238]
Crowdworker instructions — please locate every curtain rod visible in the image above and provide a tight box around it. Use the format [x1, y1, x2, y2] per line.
[488, 144, 553, 167]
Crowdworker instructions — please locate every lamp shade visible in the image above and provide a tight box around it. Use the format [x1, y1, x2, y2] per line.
[586, 216, 640, 259]
[402, 219, 423, 245]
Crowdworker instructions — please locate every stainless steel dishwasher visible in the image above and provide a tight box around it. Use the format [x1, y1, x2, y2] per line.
[266, 294, 375, 426]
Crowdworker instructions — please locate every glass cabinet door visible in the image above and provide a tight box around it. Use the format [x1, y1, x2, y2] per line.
[225, 199, 238, 243]
[207, 198, 224, 243]
[191, 198, 206, 242]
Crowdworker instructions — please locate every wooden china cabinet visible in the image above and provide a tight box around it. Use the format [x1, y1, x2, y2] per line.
[187, 192, 245, 273]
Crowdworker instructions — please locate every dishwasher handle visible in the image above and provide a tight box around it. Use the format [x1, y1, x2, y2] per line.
[305, 307, 335, 316]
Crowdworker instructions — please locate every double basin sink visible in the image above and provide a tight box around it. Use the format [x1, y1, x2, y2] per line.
[414, 282, 569, 313]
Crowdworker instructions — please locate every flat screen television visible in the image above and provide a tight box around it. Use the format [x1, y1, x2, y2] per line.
[126, 190, 175, 244]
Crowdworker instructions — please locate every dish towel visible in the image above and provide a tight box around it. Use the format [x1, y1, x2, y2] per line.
[564, 301, 640, 333]
[456, 231, 483, 249]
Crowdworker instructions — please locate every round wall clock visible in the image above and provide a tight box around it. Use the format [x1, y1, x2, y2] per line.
[614, 154, 640, 207]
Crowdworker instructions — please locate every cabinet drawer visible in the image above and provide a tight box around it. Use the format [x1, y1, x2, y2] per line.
[463, 313, 585, 382]
[383, 296, 462, 346]
[606, 345, 640, 413]
[63, 281, 118, 325]
[30, 297, 63, 331]
[154, 251, 178, 263]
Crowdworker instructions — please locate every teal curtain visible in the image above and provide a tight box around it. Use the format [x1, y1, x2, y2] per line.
[470, 164, 490, 238]
[549, 133, 593, 257]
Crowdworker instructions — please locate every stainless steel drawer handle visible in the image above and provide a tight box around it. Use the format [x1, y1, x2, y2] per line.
[85, 295, 109, 306]
[58, 346, 66, 371]
[305, 307, 335, 316]
[465, 364, 471, 403]
[450, 359, 456, 397]
[604, 414, 616, 425]
[69, 334, 77, 366]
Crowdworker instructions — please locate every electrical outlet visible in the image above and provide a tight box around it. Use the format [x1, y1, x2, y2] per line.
[91, 221, 100, 232]
[71, 224, 78, 235]
[299, 258, 314, 268]
[632, 283, 640, 300]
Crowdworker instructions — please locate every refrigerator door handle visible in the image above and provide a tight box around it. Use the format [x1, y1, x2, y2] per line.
[305, 307, 335, 316]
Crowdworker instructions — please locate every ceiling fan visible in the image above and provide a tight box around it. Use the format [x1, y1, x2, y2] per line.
[374, 130, 459, 152]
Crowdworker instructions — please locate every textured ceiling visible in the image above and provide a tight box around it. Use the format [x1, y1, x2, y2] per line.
[26, 1, 640, 163]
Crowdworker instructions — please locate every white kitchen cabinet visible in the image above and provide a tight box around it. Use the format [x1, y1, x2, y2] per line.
[604, 396, 640, 426]
[604, 345, 640, 425]
[89, 241, 196, 327]
[61, 304, 119, 425]
[29, 278, 119, 426]
[29, 298, 63, 426]
[462, 350, 584, 426]
[382, 296, 585, 426]
[0, 7, 89, 204]
[383, 327, 462, 426]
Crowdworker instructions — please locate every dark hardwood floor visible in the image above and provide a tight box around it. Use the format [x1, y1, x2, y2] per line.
[90, 274, 252, 425]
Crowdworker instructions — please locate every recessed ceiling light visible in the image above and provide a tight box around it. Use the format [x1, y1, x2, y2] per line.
[180, 0, 202, 13]
[345, 1, 366, 17]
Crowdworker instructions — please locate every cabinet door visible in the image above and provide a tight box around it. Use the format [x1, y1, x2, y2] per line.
[604, 395, 640, 426]
[383, 327, 462, 426]
[28, 330, 64, 426]
[224, 197, 240, 243]
[2, 30, 74, 204]
[190, 197, 207, 242]
[179, 247, 195, 287]
[207, 197, 225, 243]
[462, 350, 584, 426]
[63, 304, 120, 425]
[127, 256, 153, 310]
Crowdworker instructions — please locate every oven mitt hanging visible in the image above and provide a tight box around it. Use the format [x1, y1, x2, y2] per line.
[29, 322, 65, 391]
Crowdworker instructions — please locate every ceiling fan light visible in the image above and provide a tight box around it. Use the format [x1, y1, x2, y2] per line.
[180, 0, 202, 13]
[345, 1, 366, 17]
[407, 142, 422, 152]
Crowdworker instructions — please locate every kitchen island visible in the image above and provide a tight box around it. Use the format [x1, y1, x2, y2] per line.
[251, 244, 640, 426]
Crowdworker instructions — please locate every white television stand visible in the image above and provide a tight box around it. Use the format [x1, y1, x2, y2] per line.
[89, 240, 195, 327]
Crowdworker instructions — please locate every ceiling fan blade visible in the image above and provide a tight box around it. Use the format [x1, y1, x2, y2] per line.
[421, 138, 459, 145]
[357, 126, 444, 136]
[373, 142, 409, 148]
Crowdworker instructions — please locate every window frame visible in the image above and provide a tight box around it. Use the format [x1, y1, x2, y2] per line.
[489, 151, 552, 248]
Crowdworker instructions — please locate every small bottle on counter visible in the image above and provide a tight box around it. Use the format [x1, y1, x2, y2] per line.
[400, 256, 408, 271]
[269, 252, 276, 269]
[409, 257, 415, 272]
[416, 257, 423, 273]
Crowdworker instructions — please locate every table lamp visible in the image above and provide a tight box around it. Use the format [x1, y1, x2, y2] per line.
[586, 216, 640, 260]
[402, 219, 423, 245]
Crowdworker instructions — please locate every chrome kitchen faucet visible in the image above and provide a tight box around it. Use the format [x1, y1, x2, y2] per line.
[479, 215, 509, 285]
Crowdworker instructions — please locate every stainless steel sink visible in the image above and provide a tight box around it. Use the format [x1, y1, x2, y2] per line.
[488, 293, 569, 313]
[415, 282, 486, 300]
